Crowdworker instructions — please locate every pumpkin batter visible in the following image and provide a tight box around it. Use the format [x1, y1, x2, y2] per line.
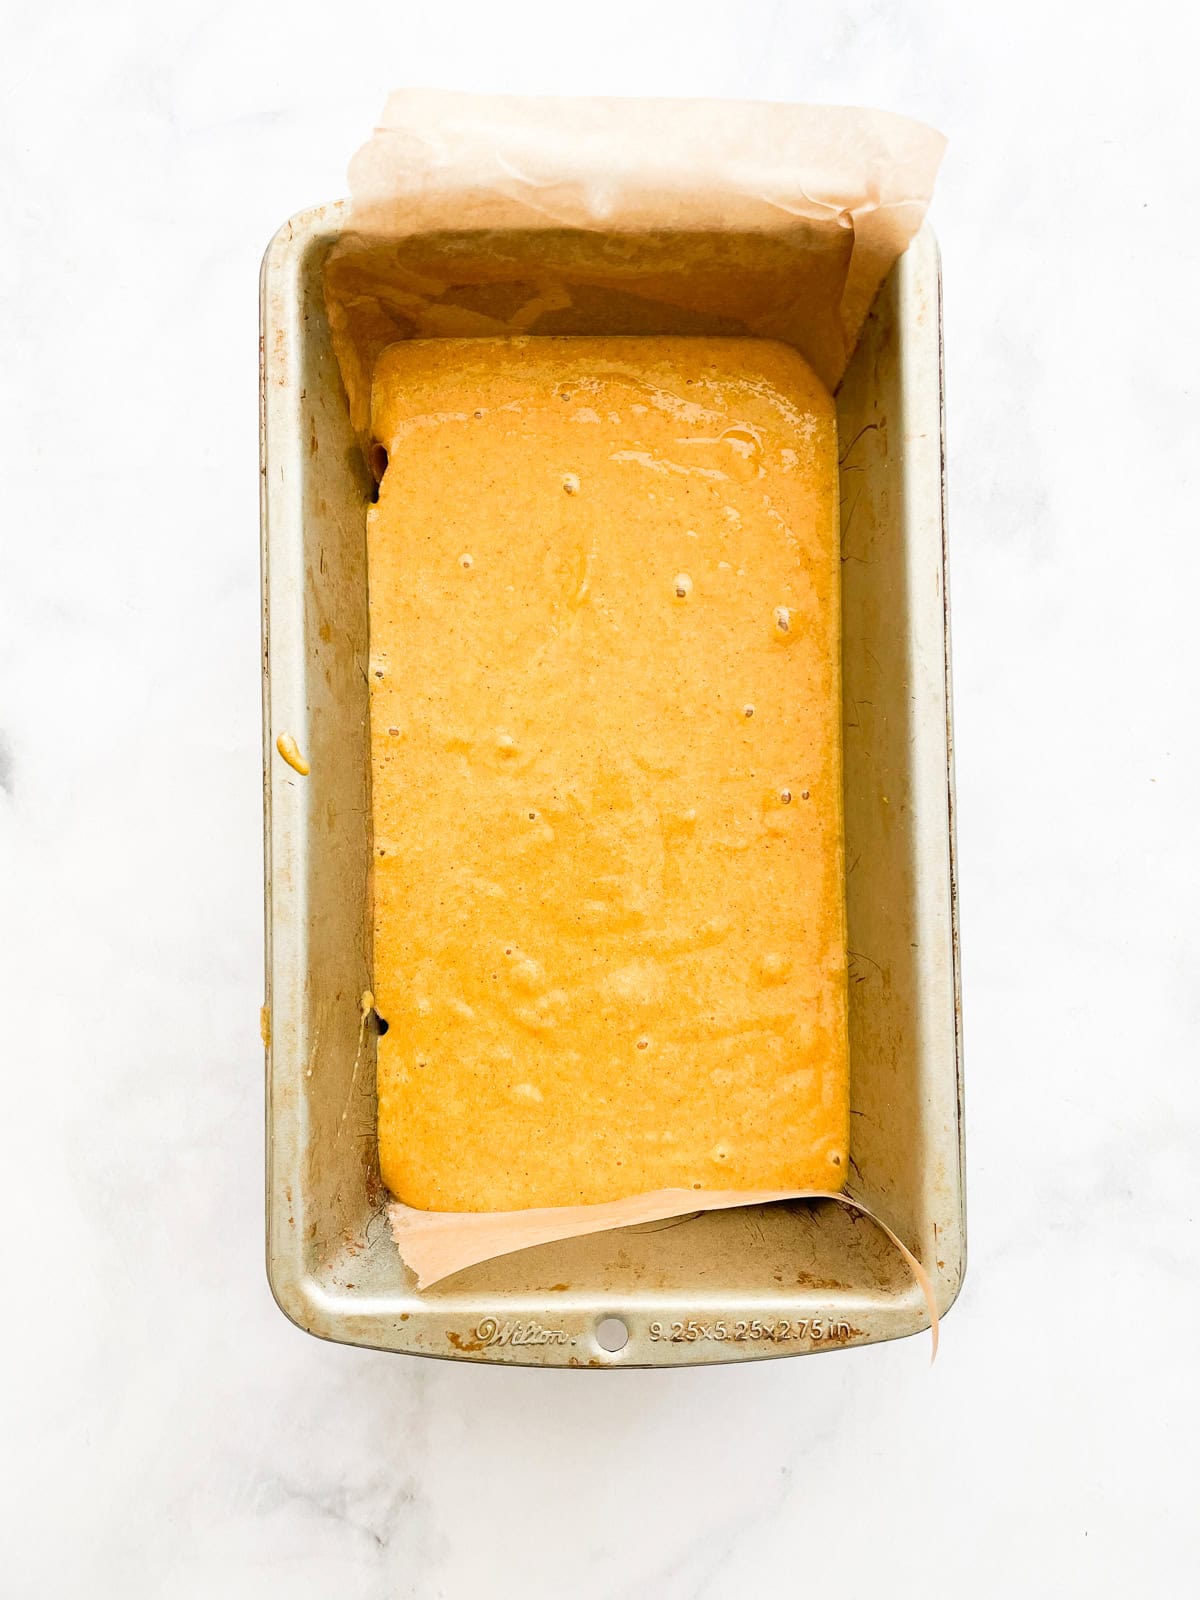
[369, 336, 848, 1211]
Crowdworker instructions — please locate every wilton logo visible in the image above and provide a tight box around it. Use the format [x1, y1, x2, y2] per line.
[474, 1317, 571, 1348]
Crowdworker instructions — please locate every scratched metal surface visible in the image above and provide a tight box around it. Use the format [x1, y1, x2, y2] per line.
[260, 204, 964, 1366]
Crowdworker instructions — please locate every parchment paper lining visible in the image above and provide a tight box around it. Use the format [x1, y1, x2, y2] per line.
[326, 90, 944, 440]
[390, 1187, 939, 1357]
[324, 91, 945, 1349]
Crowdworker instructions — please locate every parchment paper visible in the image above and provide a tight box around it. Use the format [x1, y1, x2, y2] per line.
[390, 1188, 939, 1357]
[324, 91, 945, 1336]
[325, 90, 944, 445]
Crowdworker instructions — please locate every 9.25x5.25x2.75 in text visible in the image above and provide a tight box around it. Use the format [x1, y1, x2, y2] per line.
[648, 1317, 853, 1344]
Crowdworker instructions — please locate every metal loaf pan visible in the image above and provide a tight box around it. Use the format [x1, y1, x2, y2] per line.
[260, 202, 964, 1366]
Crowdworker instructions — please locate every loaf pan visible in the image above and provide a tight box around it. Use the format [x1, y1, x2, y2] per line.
[260, 202, 965, 1366]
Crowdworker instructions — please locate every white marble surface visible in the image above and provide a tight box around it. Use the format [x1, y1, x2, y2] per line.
[3, 2, 1198, 1594]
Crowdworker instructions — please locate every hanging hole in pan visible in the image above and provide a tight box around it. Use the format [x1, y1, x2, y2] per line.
[372, 1011, 390, 1036]
[595, 1316, 629, 1354]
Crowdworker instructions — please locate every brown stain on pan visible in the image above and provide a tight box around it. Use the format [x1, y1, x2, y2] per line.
[446, 1330, 489, 1353]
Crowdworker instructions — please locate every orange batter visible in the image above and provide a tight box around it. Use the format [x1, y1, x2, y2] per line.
[368, 336, 848, 1211]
